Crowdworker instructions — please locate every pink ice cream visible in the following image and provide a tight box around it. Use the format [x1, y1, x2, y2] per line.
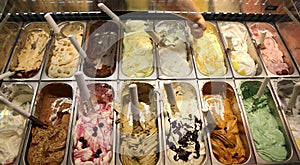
[73, 83, 114, 164]
[249, 23, 289, 75]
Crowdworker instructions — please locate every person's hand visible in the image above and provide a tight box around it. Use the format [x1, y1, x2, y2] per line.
[195, 16, 206, 31]
[189, 18, 206, 39]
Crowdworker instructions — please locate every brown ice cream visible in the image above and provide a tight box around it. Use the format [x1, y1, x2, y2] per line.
[9, 22, 50, 78]
[277, 22, 300, 67]
[202, 82, 249, 164]
[84, 20, 118, 78]
[27, 83, 73, 165]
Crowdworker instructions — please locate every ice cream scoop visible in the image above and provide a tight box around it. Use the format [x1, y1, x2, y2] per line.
[98, 3, 129, 32]
[69, 35, 94, 64]
[44, 13, 60, 34]
[252, 77, 270, 109]
[0, 96, 47, 128]
[129, 84, 140, 121]
[163, 82, 180, 119]
[74, 71, 96, 115]
[144, 26, 168, 47]
[225, 34, 234, 50]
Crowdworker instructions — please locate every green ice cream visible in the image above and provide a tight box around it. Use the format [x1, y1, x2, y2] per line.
[240, 81, 288, 162]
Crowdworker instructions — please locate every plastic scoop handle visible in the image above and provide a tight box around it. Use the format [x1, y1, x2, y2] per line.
[225, 34, 234, 50]
[68, 35, 87, 59]
[74, 71, 90, 101]
[287, 82, 300, 109]
[256, 78, 270, 98]
[144, 27, 161, 44]
[0, 71, 15, 80]
[44, 13, 60, 34]
[98, 3, 128, 31]
[258, 30, 267, 45]
[129, 84, 140, 120]
[163, 82, 177, 106]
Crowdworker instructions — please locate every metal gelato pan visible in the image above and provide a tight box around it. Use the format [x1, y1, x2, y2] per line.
[235, 79, 297, 164]
[191, 21, 232, 79]
[115, 81, 164, 165]
[118, 20, 158, 80]
[0, 22, 22, 75]
[275, 22, 300, 74]
[82, 20, 120, 80]
[21, 81, 76, 165]
[5, 22, 51, 81]
[271, 78, 300, 160]
[41, 21, 86, 81]
[69, 81, 117, 165]
[217, 21, 267, 78]
[198, 79, 255, 165]
[246, 22, 299, 78]
[158, 80, 211, 165]
[154, 20, 196, 80]
[0, 82, 38, 165]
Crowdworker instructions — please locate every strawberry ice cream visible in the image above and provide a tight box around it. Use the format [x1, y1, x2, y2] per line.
[72, 83, 114, 164]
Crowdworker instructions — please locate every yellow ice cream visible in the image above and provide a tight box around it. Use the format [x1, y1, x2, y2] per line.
[193, 22, 227, 76]
[121, 20, 153, 78]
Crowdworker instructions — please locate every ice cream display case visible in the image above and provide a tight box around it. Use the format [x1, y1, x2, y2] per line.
[1, 0, 300, 164]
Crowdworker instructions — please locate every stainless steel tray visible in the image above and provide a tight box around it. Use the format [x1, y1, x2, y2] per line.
[5, 22, 51, 81]
[198, 79, 255, 165]
[217, 21, 267, 78]
[245, 22, 299, 78]
[158, 80, 211, 165]
[190, 21, 233, 79]
[0, 82, 38, 165]
[0, 22, 22, 74]
[41, 21, 86, 81]
[154, 20, 196, 80]
[20, 81, 76, 165]
[68, 81, 117, 165]
[118, 20, 158, 80]
[81, 20, 120, 80]
[270, 78, 300, 160]
[115, 81, 164, 165]
[235, 79, 297, 164]
[275, 22, 300, 75]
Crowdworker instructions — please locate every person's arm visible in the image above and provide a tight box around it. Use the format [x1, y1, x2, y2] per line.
[153, 0, 206, 30]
